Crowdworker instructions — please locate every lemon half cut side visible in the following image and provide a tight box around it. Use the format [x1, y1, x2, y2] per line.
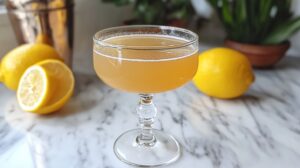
[17, 65, 51, 112]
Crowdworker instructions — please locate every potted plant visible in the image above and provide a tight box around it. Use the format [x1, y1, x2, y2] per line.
[207, 0, 300, 68]
[102, 0, 196, 27]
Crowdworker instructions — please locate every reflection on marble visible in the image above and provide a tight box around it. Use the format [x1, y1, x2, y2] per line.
[1, 57, 300, 168]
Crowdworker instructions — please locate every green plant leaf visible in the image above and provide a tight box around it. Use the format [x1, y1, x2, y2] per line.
[134, 0, 166, 24]
[257, 0, 273, 40]
[263, 17, 300, 44]
[221, 0, 233, 28]
[169, 7, 187, 20]
[206, 0, 218, 7]
[259, 0, 272, 24]
[170, 0, 186, 6]
[232, 0, 247, 41]
[235, 0, 246, 24]
[103, 0, 194, 25]
[102, 0, 133, 6]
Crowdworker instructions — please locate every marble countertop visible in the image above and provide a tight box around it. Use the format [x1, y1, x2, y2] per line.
[1, 57, 300, 168]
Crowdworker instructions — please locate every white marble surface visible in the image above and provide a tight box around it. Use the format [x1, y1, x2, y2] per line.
[1, 57, 300, 168]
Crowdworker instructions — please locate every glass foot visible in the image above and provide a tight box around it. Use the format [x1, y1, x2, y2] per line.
[113, 129, 181, 167]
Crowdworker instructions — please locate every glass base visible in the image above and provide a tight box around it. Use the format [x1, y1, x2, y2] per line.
[113, 129, 181, 167]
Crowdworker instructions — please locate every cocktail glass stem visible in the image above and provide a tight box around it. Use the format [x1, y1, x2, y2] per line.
[136, 94, 157, 147]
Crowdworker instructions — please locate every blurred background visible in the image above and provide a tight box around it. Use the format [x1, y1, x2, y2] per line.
[1, 0, 300, 73]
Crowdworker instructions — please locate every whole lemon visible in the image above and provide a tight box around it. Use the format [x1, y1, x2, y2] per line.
[193, 48, 254, 99]
[0, 43, 61, 90]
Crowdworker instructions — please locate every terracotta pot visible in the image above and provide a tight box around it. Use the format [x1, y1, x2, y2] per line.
[224, 40, 290, 68]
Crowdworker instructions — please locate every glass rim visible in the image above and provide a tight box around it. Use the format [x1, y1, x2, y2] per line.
[93, 25, 199, 50]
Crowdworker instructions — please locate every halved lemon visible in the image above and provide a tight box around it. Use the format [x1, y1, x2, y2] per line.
[17, 59, 74, 114]
[33, 59, 74, 114]
[17, 65, 51, 112]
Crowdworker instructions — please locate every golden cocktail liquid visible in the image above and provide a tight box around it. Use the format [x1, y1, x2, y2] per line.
[93, 35, 198, 93]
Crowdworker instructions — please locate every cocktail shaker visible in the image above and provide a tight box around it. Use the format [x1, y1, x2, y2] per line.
[5, 0, 74, 66]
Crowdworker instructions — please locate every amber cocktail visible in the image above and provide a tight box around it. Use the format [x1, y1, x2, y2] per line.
[93, 25, 199, 167]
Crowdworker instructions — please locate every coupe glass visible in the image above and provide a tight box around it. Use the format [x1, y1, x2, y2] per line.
[93, 25, 199, 167]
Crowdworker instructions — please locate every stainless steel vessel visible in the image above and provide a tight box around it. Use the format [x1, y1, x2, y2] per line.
[5, 0, 74, 66]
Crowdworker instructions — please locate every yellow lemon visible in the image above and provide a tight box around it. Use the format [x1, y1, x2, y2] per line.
[193, 48, 255, 99]
[0, 43, 61, 90]
[17, 65, 52, 111]
[19, 59, 74, 114]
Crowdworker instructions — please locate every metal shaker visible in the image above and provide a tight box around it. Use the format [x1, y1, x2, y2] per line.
[5, 0, 74, 67]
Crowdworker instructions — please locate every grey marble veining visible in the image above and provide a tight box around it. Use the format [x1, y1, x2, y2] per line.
[1, 57, 300, 168]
